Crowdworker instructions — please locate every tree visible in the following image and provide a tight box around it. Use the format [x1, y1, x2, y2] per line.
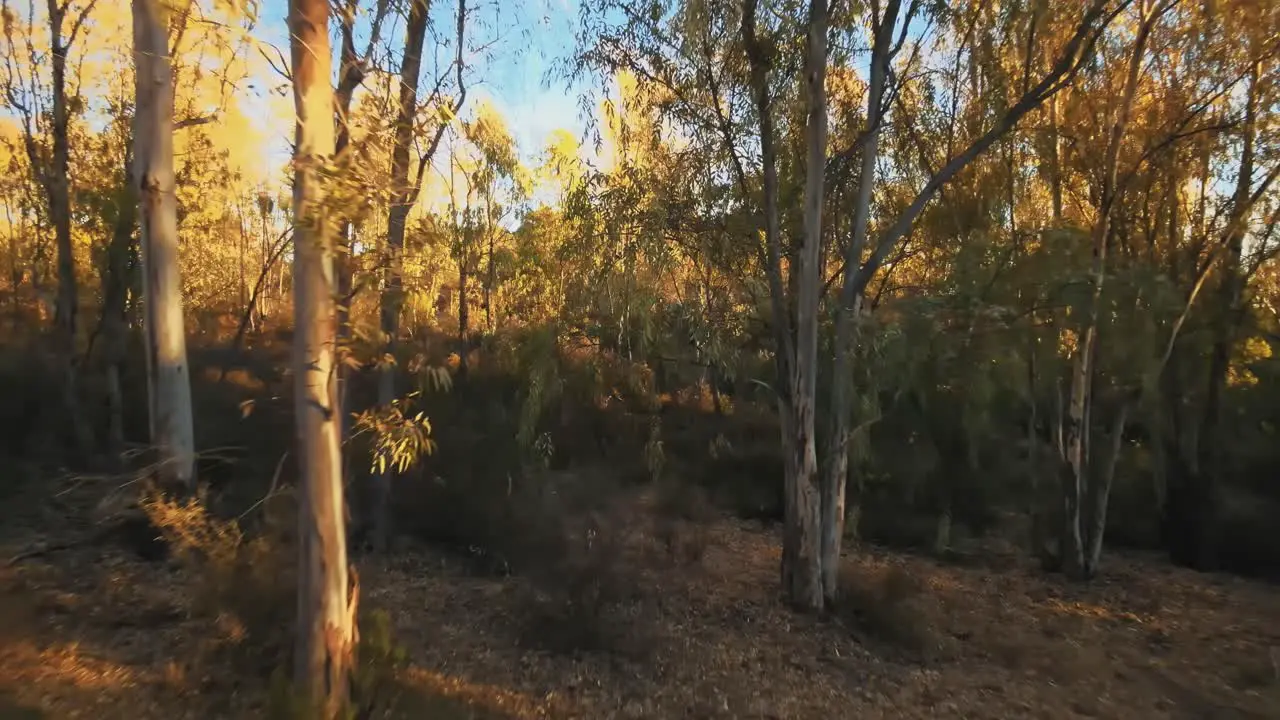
[573, 0, 1130, 607]
[740, 0, 828, 611]
[373, 0, 467, 551]
[288, 0, 356, 711]
[0, 0, 98, 454]
[133, 0, 195, 488]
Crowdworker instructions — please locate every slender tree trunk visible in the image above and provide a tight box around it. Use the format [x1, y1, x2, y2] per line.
[1048, 94, 1063, 223]
[102, 151, 137, 461]
[741, 0, 827, 611]
[333, 0, 378, 475]
[458, 258, 469, 375]
[6, 201, 20, 329]
[47, 0, 92, 455]
[237, 210, 248, 318]
[1028, 347, 1053, 559]
[1062, 0, 1156, 580]
[372, 0, 431, 553]
[1186, 60, 1259, 571]
[133, 0, 196, 489]
[484, 226, 494, 332]
[775, 0, 829, 613]
[823, 0, 898, 605]
[260, 210, 272, 319]
[1083, 399, 1130, 575]
[289, 0, 355, 713]
[336, 222, 355, 504]
[225, 230, 292, 362]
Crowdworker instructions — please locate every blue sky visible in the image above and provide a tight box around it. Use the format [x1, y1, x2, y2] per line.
[243, 0, 592, 180]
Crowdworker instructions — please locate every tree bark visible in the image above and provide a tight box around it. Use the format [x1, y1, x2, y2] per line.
[741, 0, 827, 612]
[289, 0, 355, 712]
[781, 0, 828, 614]
[133, 0, 196, 489]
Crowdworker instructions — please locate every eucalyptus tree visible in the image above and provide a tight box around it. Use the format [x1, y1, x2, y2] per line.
[288, 0, 356, 709]
[0, 0, 99, 453]
[573, 0, 1130, 608]
[374, 0, 468, 552]
[132, 0, 195, 488]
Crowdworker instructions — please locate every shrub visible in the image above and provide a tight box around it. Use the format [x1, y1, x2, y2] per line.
[509, 475, 655, 659]
[834, 562, 946, 663]
[699, 449, 785, 524]
[141, 489, 296, 663]
[651, 481, 714, 566]
[351, 609, 411, 717]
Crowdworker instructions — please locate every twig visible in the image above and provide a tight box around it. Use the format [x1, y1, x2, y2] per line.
[236, 450, 288, 521]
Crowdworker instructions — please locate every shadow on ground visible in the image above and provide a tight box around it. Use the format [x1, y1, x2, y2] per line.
[0, 693, 45, 720]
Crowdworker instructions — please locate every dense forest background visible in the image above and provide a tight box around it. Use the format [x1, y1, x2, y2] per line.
[0, 0, 1279, 717]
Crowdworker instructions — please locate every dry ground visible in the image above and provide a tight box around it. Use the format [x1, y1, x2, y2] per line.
[2, 500, 1278, 720]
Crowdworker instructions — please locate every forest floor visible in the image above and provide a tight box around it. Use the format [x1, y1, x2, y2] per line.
[1, 482, 1279, 720]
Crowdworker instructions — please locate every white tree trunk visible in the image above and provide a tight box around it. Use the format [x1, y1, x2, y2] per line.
[289, 0, 356, 712]
[1062, 0, 1159, 580]
[132, 0, 195, 489]
[823, 0, 898, 605]
[779, 0, 829, 612]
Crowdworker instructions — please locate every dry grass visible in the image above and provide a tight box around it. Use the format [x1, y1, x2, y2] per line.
[2, 490, 1279, 719]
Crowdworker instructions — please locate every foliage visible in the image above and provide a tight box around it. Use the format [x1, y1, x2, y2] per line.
[141, 488, 295, 660]
[4, 0, 1280, 716]
[353, 396, 437, 476]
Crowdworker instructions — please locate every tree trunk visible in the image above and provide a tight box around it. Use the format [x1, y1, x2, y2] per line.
[260, 211, 272, 319]
[47, 0, 92, 455]
[133, 0, 196, 489]
[1083, 400, 1130, 576]
[823, 0, 898, 606]
[484, 224, 494, 332]
[1185, 61, 1259, 571]
[1061, 0, 1156, 581]
[373, 0, 430, 553]
[289, 0, 355, 713]
[237, 209, 248, 324]
[102, 151, 137, 461]
[1048, 94, 1063, 223]
[333, 0, 382, 479]
[777, 0, 828, 613]
[457, 258, 470, 375]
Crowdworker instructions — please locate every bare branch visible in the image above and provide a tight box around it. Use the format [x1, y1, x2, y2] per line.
[851, 0, 1134, 298]
[64, 0, 98, 50]
[174, 114, 217, 130]
[259, 41, 291, 82]
[409, 0, 468, 202]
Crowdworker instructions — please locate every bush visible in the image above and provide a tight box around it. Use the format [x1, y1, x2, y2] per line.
[141, 489, 296, 663]
[834, 562, 946, 663]
[699, 449, 785, 524]
[651, 481, 714, 566]
[507, 473, 656, 659]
